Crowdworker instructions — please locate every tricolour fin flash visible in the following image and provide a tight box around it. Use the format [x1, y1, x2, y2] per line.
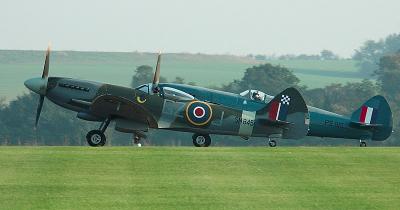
[350, 95, 392, 141]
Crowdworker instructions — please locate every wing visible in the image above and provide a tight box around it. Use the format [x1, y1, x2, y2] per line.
[89, 95, 158, 128]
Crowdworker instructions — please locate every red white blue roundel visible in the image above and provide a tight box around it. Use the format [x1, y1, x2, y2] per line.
[185, 101, 213, 126]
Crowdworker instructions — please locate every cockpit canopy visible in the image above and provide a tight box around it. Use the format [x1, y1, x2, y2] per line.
[240, 89, 273, 102]
[136, 84, 151, 93]
[136, 84, 195, 101]
[162, 86, 195, 101]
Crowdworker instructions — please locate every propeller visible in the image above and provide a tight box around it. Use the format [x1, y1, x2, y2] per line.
[24, 45, 51, 128]
[35, 46, 51, 128]
[42, 45, 50, 79]
[152, 52, 162, 93]
[35, 95, 45, 128]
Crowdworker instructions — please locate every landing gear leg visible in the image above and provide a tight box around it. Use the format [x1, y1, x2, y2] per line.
[359, 140, 367, 147]
[268, 138, 277, 147]
[99, 118, 111, 134]
[86, 118, 111, 147]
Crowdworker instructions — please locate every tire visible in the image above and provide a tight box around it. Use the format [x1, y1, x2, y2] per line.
[360, 142, 367, 147]
[86, 130, 106, 147]
[268, 140, 277, 147]
[192, 134, 211, 147]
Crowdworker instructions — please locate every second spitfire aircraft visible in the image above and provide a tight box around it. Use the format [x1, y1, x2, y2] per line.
[24, 46, 393, 147]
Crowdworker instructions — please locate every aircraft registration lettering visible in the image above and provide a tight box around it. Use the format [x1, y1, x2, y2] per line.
[322, 119, 345, 128]
[235, 116, 255, 126]
[238, 111, 256, 137]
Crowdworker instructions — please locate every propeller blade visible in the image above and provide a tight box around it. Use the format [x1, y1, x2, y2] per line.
[35, 95, 45, 128]
[152, 52, 162, 90]
[42, 45, 51, 79]
[32, 45, 51, 128]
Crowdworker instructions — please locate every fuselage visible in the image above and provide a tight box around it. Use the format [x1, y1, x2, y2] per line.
[307, 107, 372, 140]
[43, 77, 373, 140]
[161, 83, 374, 140]
[44, 77, 282, 138]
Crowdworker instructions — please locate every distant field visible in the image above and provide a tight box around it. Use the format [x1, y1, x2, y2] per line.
[0, 50, 364, 101]
[266, 59, 364, 88]
[0, 147, 399, 210]
[267, 59, 358, 72]
[294, 73, 364, 88]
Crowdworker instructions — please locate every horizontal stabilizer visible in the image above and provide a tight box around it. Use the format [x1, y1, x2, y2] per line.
[258, 118, 293, 126]
[350, 121, 383, 128]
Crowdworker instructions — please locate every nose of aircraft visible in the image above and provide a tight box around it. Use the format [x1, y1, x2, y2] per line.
[24, 77, 47, 95]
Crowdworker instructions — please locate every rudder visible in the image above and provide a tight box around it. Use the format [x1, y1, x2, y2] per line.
[350, 95, 393, 141]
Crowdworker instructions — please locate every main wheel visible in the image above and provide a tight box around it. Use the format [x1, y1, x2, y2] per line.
[360, 141, 367, 147]
[268, 140, 277, 147]
[192, 134, 211, 147]
[86, 130, 106, 147]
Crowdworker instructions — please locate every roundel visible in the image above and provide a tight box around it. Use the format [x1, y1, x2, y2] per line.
[185, 101, 213, 126]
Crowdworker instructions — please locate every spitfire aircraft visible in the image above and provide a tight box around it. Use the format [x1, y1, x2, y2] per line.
[24, 46, 393, 147]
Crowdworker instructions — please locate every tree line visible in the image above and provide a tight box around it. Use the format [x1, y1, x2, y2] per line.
[248, 50, 340, 61]
[0, 34, 399, 146]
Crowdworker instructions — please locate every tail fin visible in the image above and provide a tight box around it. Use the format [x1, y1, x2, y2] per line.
[350, 95, 393, 141]
[257, 87, 309, 139]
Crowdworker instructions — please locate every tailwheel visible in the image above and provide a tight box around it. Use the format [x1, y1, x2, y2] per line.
[133, 134, 142, 147]
[132, 132, 147, 147]
[192, 134, 211, 147]
[360, 140, 367, 147]
[268, 139, 277, 147]
[86, 130, 106, 147]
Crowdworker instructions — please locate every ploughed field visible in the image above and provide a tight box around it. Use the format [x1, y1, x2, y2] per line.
[1, 146, 398, 210]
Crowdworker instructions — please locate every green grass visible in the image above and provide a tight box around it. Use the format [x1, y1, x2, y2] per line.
[0, 50, 363, 101]
[0, 147, 399, 210]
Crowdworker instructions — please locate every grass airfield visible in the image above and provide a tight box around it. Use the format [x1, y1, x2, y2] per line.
[0, 147, 399, 210]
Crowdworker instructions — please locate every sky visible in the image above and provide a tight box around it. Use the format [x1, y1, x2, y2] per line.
[0, 0, 399, 57]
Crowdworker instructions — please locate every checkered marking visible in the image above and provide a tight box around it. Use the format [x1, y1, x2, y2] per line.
[269, 95, 291, 121]
[281, 95, 291, 105]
